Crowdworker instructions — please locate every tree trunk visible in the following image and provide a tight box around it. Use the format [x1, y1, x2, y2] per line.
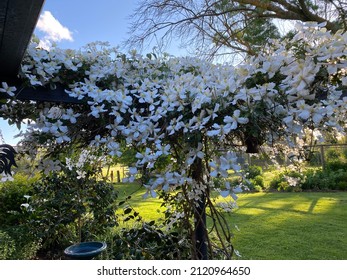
[191, 156, 208, 259]
[194, 193, 207, 259]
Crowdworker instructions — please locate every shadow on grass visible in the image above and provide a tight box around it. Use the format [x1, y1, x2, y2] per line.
[228, 192, 347, 260]
[113, 183, 347, 259]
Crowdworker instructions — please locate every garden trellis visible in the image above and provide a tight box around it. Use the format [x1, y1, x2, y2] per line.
[1, 1, 347, 259]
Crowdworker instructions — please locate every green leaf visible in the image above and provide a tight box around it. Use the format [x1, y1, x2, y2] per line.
[124, 207, 132, 214]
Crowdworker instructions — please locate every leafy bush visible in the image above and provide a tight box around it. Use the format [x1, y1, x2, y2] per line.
[106, 221, 191, 260]
[0, 226, 41, 260]
[245, 165, 263, 179]
[269, 170, 303, 192]
[337, 180, 347, 191]
[326, 149, 342, 161]
[0, 230, 15, 260]
[0, 173, 37, 226]
[28, 165, 118, 256]
[343, 148, 347, 160]
[252, 185, 263, 192]
[326, 160, 347, 172]
[251, 175, 264, 189]
[301, 168, 347, 191]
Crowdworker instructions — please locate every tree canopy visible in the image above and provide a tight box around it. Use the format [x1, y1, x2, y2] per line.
[126, 0, 347, 60]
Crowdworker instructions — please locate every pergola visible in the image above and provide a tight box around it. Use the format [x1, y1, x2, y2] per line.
[0, 0, 79, 103]
[0, 0, 77, 175]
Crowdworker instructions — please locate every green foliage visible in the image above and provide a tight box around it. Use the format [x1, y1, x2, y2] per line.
[0, 174, 42, 259]
[251, 175, 264, 189]
[118, 145, 138, 166]
[306, 150, 322, 166]
[252, 185, 263, 193]
[326, 148, 342, 161]
[0, 173, 37, 226]
[269, 170, 303, 192]
[245, 165, 263, 179]
[28, 168, 118, 256]
[0, 226, 41, 260]
[98, 190, 191, 260]
[326, 160, 347, 172]
[213, 1, 280, 53]
[106, 221, 190, 260]
[301, 168, 347, 191]
[244, 165, 264, 191]
[242, 17, 280, 52]
[0, 230, 15, 259]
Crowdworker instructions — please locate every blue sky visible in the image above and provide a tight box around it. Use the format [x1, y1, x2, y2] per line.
[1, 0, 184, 145]
[35, 0, 137, 50]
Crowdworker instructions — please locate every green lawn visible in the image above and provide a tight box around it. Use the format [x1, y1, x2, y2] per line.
[114, 183, 347, 260]
[228, 192, 347, 259]
[115, 183, 164, 221]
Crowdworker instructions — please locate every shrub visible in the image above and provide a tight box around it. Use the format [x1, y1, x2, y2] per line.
[301, 169, 323, 191]
[337, 181, 347, 190]
[251, 175, 264, 189]
[326, 160, 347, 172]
[29, 169, 118, 256]
[326, 149, 342, 161]
[0, 226, 41, 260]
[106, 221, 191, 260]
[246, 175, 265, 192]
[301, 168, 347, 191]
[0, 230, 15, 260]
[306, 151, 322, 167]
[343, 148, 347, 160]
[253, 185, 263, 192]
[269, 170, 303, 192]
[245, 165, 263, 179]
[0, 173, 37, 226]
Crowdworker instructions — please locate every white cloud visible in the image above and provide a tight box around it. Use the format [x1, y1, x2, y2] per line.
[36, 11, 73, 49]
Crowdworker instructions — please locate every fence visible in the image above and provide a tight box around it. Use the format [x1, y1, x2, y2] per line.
[234, 143, 347, 170]
[304, 144, 347, 169]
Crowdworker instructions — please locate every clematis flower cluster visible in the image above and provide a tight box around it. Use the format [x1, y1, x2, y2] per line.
[0, 23, 346, 202]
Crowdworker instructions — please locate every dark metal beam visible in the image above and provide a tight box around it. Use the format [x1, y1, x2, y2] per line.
[0, 0, 45, 79]
[15, 84, 82, 104]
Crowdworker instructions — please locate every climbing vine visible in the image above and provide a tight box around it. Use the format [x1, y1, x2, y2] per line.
[1, 22, 347, 258]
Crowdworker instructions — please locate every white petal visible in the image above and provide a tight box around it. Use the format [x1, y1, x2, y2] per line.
[313, 113, 323, 124]
[210, 170, 218, 178]
[207, 129, 220, 136]
[298, 110, 310, 120]
[220, 190, 230, 198]
[237, 117, 249, 124]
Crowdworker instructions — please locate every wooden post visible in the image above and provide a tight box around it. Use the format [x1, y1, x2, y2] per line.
[117, 170, 121, 183]
[110, 170, 114, 182]
[320, 145, 326, 170]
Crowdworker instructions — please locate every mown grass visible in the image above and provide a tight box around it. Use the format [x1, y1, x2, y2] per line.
[114, 183, 165, 221]
[114, 183, 347, 259]
[227, 192, 347, 259]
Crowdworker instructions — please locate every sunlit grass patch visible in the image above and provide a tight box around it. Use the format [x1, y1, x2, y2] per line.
[228, 192, 347, 259]
[114, 183, 164, 222]
[111, 183, 347, 259]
